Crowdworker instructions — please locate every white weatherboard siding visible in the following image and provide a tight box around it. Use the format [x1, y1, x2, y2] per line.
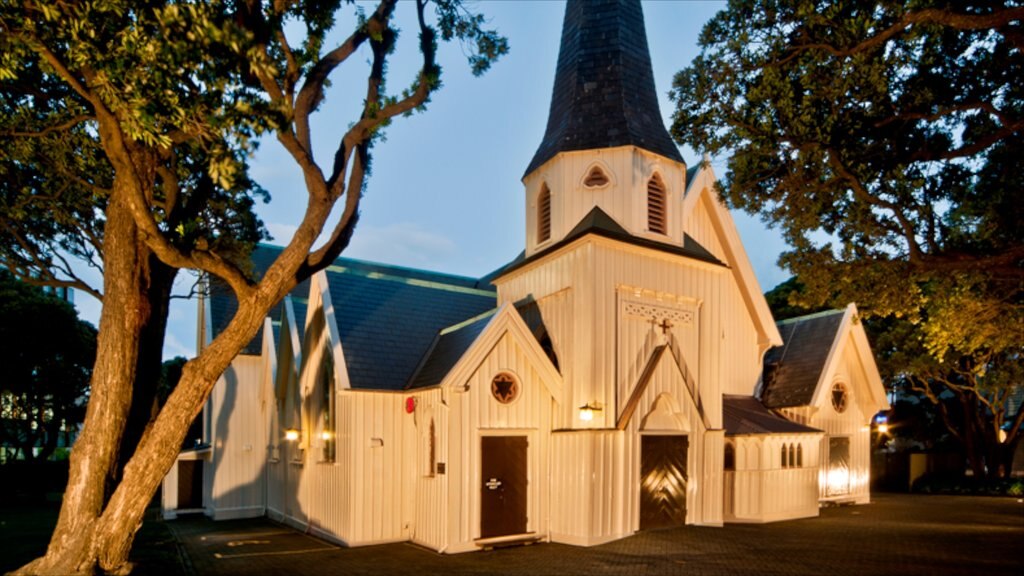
[410, 388, 447, 551]
[524, 147, 687, 259]
[496, 237, 761, 434]
[449, 336, 553, 550]
[207, 355, 266, 520]
[724, 434, 822, 523]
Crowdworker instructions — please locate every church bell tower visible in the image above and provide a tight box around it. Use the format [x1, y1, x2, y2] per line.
[522, 0, 688, 258]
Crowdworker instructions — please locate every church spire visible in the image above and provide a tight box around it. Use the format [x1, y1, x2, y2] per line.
[525, 0, 683, 176]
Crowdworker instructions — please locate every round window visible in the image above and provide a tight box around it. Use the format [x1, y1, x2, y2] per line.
[491, 372, 519, 404]
[831, 383, 849, 413]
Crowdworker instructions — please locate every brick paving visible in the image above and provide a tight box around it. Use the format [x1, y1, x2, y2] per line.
[167, 494, 1024, 576]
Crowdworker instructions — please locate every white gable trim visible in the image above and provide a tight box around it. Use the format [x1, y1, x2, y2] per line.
[808, 303, 889, 413]
[438, 302, 563, 401]
[260, 316, 278, 413]
[682, 165, 782, 349]
[281, 296, 303, 382]
[312, 270, 352, 391]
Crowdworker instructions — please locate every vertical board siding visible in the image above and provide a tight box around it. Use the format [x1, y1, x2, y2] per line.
[524, 148, 687, 259]
[626, 349, 708, 526]
[411, 389, 447, 550]
[682, 197, 726, 263]
[550, 431, 630, 545]
[442, 332, 553, 551]
[209, 356, 267, 518]
[726, 435, 821, 523]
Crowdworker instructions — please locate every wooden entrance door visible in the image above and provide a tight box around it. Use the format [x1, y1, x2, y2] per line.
[827, 436, 851, 496]
[640, 435, 688, 530]
[480, 436, 528, 538]
[177, 460, 203, 509]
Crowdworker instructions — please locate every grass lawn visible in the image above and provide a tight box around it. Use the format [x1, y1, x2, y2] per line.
[0, 502, 187, 575]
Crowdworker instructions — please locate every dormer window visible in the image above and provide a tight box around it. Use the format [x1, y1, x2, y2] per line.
[537, 184, 552, 243]
[647, 174, 667, 234]
[583, 166, 609, 187]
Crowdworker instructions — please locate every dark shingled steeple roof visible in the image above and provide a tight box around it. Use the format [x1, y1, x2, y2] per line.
[525, 0, 684, 175]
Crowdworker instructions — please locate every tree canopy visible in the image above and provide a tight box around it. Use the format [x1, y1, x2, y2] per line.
[0, 271, 96, 463]
[676, 0, 1023, 478]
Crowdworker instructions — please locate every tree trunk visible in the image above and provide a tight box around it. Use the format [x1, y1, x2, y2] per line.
[14, 183, 150, 575]
[109, 257, 177, 499]
[93, 283, 279, 573]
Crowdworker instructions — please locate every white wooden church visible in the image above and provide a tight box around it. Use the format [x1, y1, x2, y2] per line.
[162, 0, 888, 552]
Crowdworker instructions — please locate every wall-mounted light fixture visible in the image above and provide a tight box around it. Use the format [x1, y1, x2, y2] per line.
[284, 428, 301, 442]
[321, 431, 334, 441]
[579, 402, 603, 422]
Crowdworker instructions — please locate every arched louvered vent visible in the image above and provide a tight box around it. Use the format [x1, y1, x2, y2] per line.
[647, 174, 667, 234]
[583, 166, 609, 187]
[537, 184, 552, 243]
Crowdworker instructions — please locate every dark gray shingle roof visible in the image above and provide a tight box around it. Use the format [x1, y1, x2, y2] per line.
[525, 0, 684, 175]
[723, 395, 822, 436]
[208, 245, 497, 392]
[324, 261, 496, 390]
[760, 309, 845, 409]
[406, 311, 495, 390]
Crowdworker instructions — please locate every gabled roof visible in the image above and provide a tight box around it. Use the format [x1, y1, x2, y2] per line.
[207, 245, 313, 355]
[495, 207, 725, 279]
[760, 309, 846, 409]
[321, 259, 496, 391]
[681, 164, 783, 348]
[406, 310, 496, 390]
[525, 0, 683, 176]
[723, 395, 821, 436]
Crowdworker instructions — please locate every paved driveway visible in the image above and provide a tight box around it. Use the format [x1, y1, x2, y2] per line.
[168, 494, 1023, 575]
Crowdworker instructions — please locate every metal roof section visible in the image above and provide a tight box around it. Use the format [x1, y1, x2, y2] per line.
[723, 395, 822, 436]
[525, 0, 684, 176]
[760, 309, 846, 409]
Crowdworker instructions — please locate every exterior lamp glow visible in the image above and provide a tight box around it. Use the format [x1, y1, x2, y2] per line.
[877, 423, 889, 434]
[284, 429, 301, 442]
[321, 431, 334, 441]
[579, 402, 602, 422]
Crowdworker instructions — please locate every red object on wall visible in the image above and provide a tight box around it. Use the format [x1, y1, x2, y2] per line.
[406, 397, 416, 414]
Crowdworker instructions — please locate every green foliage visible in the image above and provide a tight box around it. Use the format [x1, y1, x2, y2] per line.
[764, 276, 831, 321]
[0, 271, 96, 463]
[675, 0, 1023, 478]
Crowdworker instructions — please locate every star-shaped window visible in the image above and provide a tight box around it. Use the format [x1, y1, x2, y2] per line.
[491, 373, 519, 404]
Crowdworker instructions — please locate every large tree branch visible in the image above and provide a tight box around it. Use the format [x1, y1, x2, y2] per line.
[907, 373, 964, 444]
[306, 143, 367, 272]
[293, 1, 397, 152]
[787, 7, 1024, 59]
[1, 114, 93, 138]
[909, 121, 1024, 162]
[826, 151, 925, 260]
[0, 221, 103, 300]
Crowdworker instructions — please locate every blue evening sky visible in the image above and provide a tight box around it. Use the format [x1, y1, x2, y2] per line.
[75, 1, 791, 360]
